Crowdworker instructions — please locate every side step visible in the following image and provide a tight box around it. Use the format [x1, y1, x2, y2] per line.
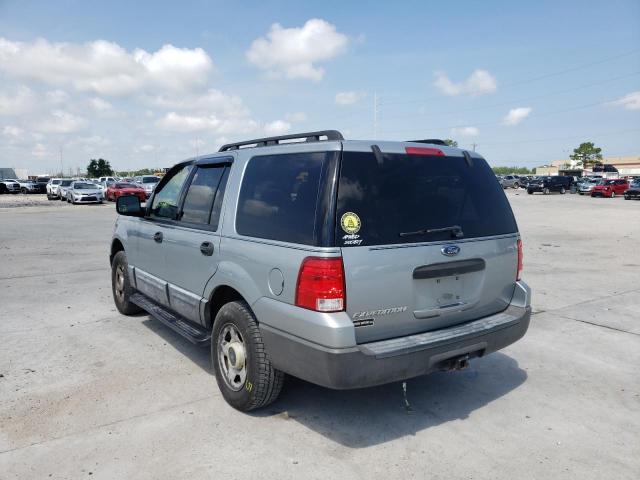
[130, 293, 211, 345]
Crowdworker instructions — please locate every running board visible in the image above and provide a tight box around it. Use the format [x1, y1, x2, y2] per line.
[130, 293, 211, 345]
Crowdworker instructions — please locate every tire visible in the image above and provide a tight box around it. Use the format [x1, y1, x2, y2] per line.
[513, 182, 519, 189]
[625, 195, 630, 200]
[611, 191, 616, 198]
[111, 251, 142, 315]
[21, 188, 27, 194]
[560, 187, 566, 194]
[211, 301, 284, 411]
[527, 189, 533, 195]
[543, 188, 550, 195]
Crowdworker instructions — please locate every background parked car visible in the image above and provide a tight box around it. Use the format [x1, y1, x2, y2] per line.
[106, 182, 146, 202]
[591, 179, 629, 198]
[65, 181, 104, 204]
[624, 179, 640, 200]
[0, 179, 21, 194]
[499, 175, 520, 188]
[15, 179, 39, 194]
[57, 179, 74, 200]
[133, 175, 161, 198]
[527, 176, 573, 195]
[46, 178, 63, 199]
[577, 178, 601, 195]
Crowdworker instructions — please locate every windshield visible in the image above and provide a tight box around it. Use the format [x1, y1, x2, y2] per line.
[60, 180, 73, 186]
[142, 176, 160, 183]
[73, 183, 95, 189]
[116, 182, 136, 188]
[337, 151, 518, 246]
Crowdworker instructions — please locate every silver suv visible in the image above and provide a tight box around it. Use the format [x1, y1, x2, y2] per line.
[110, 131, 531, 411]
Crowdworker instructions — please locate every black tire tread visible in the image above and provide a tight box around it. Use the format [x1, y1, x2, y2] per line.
[111, 251, 142, 315]
[212, 301, 284, 411]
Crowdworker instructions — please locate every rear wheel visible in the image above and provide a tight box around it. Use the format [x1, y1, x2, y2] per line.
[560, 187, 566, 194]
[513, 182, 519, 189]
[543, 187, 550, 195]
[611, 191, 616, 198]
[212, 301, 284, 411]
[527, 189, 533, 195]
[111, 251, 142, 315]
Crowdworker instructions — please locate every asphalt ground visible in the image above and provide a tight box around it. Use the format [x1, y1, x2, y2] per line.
[1, 190, 638, 479]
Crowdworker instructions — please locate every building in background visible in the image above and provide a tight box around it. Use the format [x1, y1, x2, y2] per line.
[0, 168, 18, 180]
[535, 155, 640, 177]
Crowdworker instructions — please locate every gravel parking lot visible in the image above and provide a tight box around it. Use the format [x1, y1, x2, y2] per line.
[1, 191, 638, 479]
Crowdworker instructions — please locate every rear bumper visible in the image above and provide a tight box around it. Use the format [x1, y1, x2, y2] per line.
[260, 282, 532, 390]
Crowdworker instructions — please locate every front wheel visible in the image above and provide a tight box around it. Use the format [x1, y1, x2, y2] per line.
[111, 251, 142, 315]
[611, 191, 616, 198]
[212, 301, 284, 411]
[527, 189, 533, 195]
[543, 188, 550, 195]
[560, 187, 566, 194]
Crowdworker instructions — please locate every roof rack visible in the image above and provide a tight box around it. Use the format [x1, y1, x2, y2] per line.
[218, 130, 344, 152]
[407, 139, 448, 146]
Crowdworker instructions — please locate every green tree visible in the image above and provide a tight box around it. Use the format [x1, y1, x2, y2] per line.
[444, 139, 458, 148]
[86, 158, 114, 177]
[492, 166, 532, 175]
[569, 142, 602, 167]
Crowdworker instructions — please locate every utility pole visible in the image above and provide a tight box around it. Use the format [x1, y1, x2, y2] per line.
[373, 92, 378, 140]
[59, 146, 64, 177]
[195, 136, 199, 158]
[471, 143, 477, 152]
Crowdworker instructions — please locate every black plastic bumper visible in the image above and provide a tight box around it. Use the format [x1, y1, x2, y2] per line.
[260, 305, 531, 390]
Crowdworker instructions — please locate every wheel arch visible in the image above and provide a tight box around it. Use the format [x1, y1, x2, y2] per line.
[110, 238, 125, 265]
[205, 285, 248, 331]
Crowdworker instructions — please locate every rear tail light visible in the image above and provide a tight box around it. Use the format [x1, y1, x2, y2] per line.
[405, 146, 445, 156]
[516, 239, 524, 281]
[295, 257, 345, 312]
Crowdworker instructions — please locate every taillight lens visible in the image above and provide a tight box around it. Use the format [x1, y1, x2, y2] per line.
[516, 239, 523, 281]
[405, 146, 445, 156]
[295, 257, 345, 312]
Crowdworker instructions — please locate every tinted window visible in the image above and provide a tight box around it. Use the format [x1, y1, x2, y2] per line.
[236, 152, 328, 245]
[180, 166, 227, 227]
[150, 165, 192, 219]
[337, 152, 518, 247]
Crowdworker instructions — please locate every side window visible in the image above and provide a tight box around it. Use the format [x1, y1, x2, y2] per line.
[236, 152, 327, 245]
[150, 165, 192, 219]
[179, 166, 228, 228]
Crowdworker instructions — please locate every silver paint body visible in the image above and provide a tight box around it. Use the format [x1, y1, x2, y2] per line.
[113, 139, 530, 349]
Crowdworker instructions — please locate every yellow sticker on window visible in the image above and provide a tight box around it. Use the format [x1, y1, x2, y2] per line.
[341, 212, 361, 234]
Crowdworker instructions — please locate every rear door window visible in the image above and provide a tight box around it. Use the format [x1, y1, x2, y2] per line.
[337, 151, 518, 247]
[179, 165, 229, 229]
[236, 152, 335, 245]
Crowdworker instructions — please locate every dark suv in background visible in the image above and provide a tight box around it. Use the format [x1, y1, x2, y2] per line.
[527, 176, 572, 195]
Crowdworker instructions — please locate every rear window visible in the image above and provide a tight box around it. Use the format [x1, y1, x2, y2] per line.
[236, 152, 335, 245]
[337, 151, 518, 247]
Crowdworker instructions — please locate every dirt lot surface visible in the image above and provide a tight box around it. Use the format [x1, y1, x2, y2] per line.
[1, 191, 638, 479]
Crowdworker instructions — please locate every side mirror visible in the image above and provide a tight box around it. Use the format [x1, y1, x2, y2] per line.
[116, 195, 144, 217]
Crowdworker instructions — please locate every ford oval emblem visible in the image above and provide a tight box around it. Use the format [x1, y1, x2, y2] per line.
[441, 245, 460, 257]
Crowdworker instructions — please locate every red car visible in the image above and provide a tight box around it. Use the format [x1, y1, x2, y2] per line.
[106, 182, 146, 202]
[591, 179, 629, 198]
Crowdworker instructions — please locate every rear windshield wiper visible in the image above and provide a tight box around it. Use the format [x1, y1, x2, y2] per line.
[399, 225, 464, 239]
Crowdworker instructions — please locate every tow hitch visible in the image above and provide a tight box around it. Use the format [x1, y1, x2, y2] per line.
[445, 354, 470, 371]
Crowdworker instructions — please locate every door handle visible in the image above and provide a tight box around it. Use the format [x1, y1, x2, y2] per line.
[200, 241, 214, 256]
[153, 231, 163, 243]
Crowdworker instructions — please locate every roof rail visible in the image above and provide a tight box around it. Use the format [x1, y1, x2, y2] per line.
[218, 130, 344, 152]
[407, 139, 448, 146]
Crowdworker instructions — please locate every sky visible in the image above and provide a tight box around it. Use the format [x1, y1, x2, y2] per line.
[0, 0, 639, 175]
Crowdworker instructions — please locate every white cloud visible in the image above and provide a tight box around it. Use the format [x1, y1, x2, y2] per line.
[46, 90, 68, 104]
[0, 37, 214, 96]
[335, 91, 366, 105]
[156, 111, 258, 135]
[434, 70, 497, 96]
[35, 110, 86, 133]
[0, 85, 37, 116]
[148, 89, 249, 117]
[451, 126, 479, 136]
[502, 107, 532, 126]
[606, 91, 640, 111]
[246, 19, 348, 81]
[2, 125, 24, 138]
[90, 97, 113, 111]
[139, 144, 155, 152]
[264, 120, 291, 135]
[31, 143, 50, 157]
[285, 112, 307, 123]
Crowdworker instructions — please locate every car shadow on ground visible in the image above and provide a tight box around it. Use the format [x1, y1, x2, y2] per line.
[141, 317, 527, 448]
